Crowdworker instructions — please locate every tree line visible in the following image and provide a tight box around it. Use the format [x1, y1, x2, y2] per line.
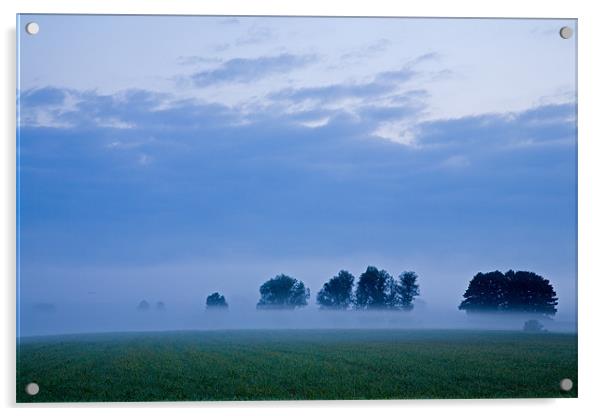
[136, 268, 558, 317]
[253, 267, 420, 311]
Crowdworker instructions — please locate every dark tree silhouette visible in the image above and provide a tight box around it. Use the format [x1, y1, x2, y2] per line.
[317, 270, 355, 309]
[398, 271, 420, 311]
[206, 292, 228, 309]
[458, 271, 507, 312]
[505, 270, 558, 315]
[156, 301, 166, 311]
[459, 270, 558, 316]
[257, 274, 310, 309]
[136, 300, 150, 311]
[354, 266, 394, 309]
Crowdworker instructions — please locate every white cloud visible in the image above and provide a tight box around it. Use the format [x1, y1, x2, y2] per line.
[298, 117, 330, 128]
[93, 118, 136, 129]
[441, 155, 471, 169]
[20, 110, 74, 129]
[372, 121, 419, 146]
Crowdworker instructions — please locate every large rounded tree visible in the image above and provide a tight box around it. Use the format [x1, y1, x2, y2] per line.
[459, 270, 558, 316]
[257, 274, 310, 309]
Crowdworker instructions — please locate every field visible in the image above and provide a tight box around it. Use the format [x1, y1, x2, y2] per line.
[17, 329, 577, 402]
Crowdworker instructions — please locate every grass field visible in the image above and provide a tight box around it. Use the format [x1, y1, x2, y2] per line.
[16, 329, 577, 402]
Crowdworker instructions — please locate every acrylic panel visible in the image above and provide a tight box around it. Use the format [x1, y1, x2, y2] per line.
[16, 15, 577, 402]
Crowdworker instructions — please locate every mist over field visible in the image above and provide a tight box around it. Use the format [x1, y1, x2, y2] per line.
[19, 298, 577, 337]
[22, 307, 577, 338]
[18, 253, 577, 336]
[19, 251, 576, 336]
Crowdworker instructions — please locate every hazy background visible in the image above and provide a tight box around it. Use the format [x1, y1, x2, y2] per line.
[17, 16, 577, 336]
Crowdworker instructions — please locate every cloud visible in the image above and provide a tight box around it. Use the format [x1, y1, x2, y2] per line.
[235, 25, 273, 45]
[375, 53, 439, 84]
[269, 82, 393, 103]
[265, 63, 432, 140]
[20, 87, 238, 132]
[19, 82, 575, 170]
[176, 56, 221, 66]
[358, 104, 422, 121]
[18, 87, 80, 128]
[191, 54, 316, 86]
[407, 52, 440, 66]
[415, 103, 576, 150]
[18, 84, 575, 165]
[17, 85, 577, 289]
[297, 117, 331, 128]
[440, 155, 471, 169]
[375, 68, 415, 83]
[268, 53, 442, 108]
[340, 38, 392, 61]
[372, 121, 418, 146]
[390, 90, 430, 104]
[93, 117, 136, 129]
[19, 87, 67, 107]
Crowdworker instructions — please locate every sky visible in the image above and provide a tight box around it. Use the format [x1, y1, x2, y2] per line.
[16, 15, 577, 335]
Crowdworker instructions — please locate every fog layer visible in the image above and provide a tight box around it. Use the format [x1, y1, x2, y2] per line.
[19, 299, 576, 337]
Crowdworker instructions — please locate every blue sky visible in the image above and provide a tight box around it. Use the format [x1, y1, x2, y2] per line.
[17, 15, 577, 330]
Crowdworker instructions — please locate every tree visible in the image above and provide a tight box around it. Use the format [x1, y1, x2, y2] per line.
[317, 270, 355, 309]
[523, 319, 545, 332]
[206, 292, 228, 309]
[505, 270, 558, 315]
[257, 274, 310, 309]
[458, 271, 507, 312]
[398, 271, 420, 311]
[459, 270, 558, 316]
[354, 266, 394, 309]
[137, 300, 150, 311]
[156, 301, 166, 311]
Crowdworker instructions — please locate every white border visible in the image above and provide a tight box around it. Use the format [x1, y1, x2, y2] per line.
[2, 1, 601, 415]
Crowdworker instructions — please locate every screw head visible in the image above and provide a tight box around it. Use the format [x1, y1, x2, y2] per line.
[25, 382, 39, 396]
[559, 26, 573, 39]
[25, 22, 39, 35]
[560, 378, 573, 391]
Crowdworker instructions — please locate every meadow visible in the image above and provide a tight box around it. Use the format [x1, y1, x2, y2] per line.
[17, 329, 577, 402]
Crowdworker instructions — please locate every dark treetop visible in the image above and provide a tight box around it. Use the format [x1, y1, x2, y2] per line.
[354, 266, 420, 310]
[206, 292, 228, 309]
[459, 270, 558, 316]
[316, 270, 355, 309]
[398, 271, 420, 311]
[257, 274, 310, 309]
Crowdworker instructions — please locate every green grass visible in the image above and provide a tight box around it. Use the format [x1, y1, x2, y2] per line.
[17, 329, 577, 402]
